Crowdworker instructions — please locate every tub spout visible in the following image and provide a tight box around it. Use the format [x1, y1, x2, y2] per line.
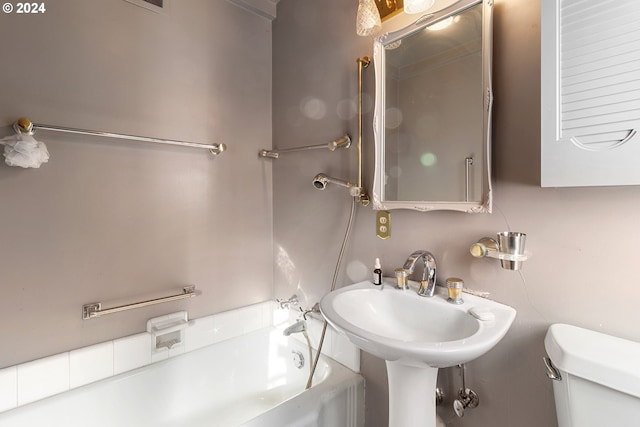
[283, 319, 307, 336]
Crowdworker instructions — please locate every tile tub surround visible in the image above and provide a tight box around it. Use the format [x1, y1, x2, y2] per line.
[0, 301, 360, 414]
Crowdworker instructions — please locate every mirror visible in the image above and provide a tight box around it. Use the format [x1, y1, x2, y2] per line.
[372, 0, 493, 212]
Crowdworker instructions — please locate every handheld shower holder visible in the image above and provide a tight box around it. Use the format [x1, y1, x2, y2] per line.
[299, 302, 321, 320]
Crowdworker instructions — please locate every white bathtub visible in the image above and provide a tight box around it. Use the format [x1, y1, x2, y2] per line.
[0, 326, 364, 427]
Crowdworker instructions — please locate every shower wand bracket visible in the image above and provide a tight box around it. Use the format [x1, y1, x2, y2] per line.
[351, 186, 371, 206]
[358, 191, 370, 207]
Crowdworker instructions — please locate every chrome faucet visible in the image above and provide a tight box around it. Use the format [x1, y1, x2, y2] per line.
[283, 319, 307, 336]
[395, 250, 437, 297]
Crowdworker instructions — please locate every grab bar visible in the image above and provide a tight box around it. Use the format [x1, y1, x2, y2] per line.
[82, 285, 198, 320]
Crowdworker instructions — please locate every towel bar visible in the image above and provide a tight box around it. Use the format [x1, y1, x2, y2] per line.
[82, 285, 197, 320]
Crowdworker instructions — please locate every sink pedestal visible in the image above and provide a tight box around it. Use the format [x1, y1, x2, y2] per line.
[386, 361, 438, 427]
[320, 281, 517, 427]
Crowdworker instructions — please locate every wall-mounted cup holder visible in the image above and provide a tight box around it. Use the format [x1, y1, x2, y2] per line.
[470, 232, 529, 271]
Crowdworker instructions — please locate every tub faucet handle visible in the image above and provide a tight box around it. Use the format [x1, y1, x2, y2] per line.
[277, 294, 299, 309]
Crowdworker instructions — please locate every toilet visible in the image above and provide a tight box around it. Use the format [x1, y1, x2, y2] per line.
[544, 324, 640, 426]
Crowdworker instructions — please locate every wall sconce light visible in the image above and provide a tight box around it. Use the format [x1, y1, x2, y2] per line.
[356, 0, 382, 36]
[404, 0, 435, 14]
[404, 0, 462, 15]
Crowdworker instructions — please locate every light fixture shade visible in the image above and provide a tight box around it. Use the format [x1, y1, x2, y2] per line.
[356, 0, 382, 36]
[404, 0, 435, 14]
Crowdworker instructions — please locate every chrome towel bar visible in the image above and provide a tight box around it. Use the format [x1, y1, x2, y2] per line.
[82, 285, 198, 320]
[13, 118, 226, 156]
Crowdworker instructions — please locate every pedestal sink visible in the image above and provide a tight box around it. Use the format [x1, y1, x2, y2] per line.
[319, 279, 516, 427]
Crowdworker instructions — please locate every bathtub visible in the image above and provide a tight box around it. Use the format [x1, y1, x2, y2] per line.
[0, 326, 364, 427]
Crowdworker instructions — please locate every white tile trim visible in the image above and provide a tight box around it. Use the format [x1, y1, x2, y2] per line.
[0, 368, 17, 413]
[69, 341, 114, 389]
[17, 353, 69, 406]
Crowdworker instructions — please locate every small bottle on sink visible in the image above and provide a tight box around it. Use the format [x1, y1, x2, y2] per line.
[372, 258, 382, 286]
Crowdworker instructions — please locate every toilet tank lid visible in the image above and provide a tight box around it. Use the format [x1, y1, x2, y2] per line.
[545, 324, 640, 398]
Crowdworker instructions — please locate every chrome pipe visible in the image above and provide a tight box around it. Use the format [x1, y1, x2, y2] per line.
[312, 173, 356, 190]
[258, 134, 351, 158]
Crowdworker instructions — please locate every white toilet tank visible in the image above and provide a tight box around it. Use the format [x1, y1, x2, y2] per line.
[544, 324, 640, 427]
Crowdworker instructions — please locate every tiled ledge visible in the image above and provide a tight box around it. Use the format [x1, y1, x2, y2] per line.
[0, 300, 359, 414]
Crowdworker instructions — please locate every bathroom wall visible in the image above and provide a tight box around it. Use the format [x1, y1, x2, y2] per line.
[0, 0, 273, 368]
[273, 1, 640, 426]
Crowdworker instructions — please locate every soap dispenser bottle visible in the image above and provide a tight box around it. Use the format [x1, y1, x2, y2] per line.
[373, 258, 382, 285]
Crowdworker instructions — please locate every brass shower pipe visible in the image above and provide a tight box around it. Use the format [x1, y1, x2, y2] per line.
[356, 56, 371, 207]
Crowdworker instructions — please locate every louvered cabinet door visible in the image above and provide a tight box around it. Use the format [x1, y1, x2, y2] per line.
[541, 0, 640, 187]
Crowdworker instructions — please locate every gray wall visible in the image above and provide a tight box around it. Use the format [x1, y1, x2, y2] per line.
[273, 1, 640, 426]
[0, 0, 273, 367]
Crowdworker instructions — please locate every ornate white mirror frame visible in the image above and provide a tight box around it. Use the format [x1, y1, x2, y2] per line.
[372, 0, 493, 212]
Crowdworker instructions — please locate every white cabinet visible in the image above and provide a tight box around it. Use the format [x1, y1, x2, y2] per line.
[541, 0, 640, 187]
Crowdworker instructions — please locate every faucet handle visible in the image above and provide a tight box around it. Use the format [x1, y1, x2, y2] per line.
[276, 294, 299, 309]
[394, 268, 409, 290]
[445, 277, 464, 304]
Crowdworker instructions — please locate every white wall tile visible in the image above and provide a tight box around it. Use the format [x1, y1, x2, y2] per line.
[261, 301, 277, 327]
[168, 345, 185, 358]
[238, 304, 263, 334]
[69, 341, 114, 389]
[0, 367, 17, 413]
[272, 306, 289, 326]
[113, 333, 151, 375]
[17, 353, 69, 405]
[184, 316, 215, 352]
[213, 310, 243, 343]
[150, 349, 169, 363]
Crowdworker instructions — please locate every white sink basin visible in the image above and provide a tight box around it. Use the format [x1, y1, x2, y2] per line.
[320, 278, 516, 427]
[320, 279, 516, 367]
